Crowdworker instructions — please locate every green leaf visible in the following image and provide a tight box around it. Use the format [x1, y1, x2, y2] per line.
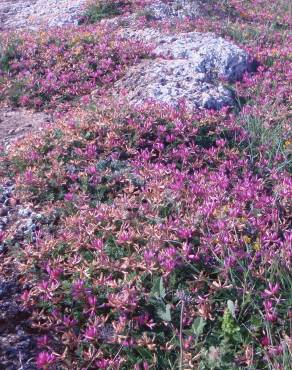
[135, 346, 153, 362]
[151, 277, 160, 297]
[227, 300, 236, 318]
[151, 276, 166, 299]
[192, 317, 206, 336]
[250, 315, 262, 328]
[104, 235, 129, 260]
[157, 303, 172, 322]
[53, 128, 63, 139]
[159, 277, 166, 299]
[222, 309, 240, 336]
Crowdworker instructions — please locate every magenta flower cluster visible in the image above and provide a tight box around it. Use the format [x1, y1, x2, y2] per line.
[0, 25, 149, 111]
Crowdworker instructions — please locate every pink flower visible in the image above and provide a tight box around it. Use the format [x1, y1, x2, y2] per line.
[177, 228, 192, 239]
[91, 238, 104, 251]
[33, 97, 43, 108]
[64, 192, 74, 201]
[268, 345, 283, 356]
[263, 300, 278, 322]
[46, 265, 63, 281]
[263, 282, 280, 297]
[62, 315, 77, 328]
[0, 231, 5, 243]
[85, 144, 97, 159]
[36, 351, 56, 369]
[260, 336, 270, 347]
[117, 230, 132, 243]
[23, 170, 35, 185]
[21, 290, 31, 306]
[81, 95, 91, 104]
[72, 279, 85, 298]
[216, 138, 226, 148]
[87, 295, 97, 307]
[19, 95, 30, 106]
[86, 165, 97, 175]
[37, 335, 49, 348]
[96, 359, 111, 369]
[84, 325, 99, 341]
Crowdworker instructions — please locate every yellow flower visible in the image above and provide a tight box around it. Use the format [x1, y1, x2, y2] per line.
[284, 140, 292, 149]
[253, 238, 261, 251]
[243, 235, 251, 244]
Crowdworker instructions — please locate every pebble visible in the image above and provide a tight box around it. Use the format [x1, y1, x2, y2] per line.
[18, 208, 32, 218]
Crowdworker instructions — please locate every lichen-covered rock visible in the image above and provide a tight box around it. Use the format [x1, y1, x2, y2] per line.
[153, 32, 250, 81]
[145, 0, 203, 20]
[115, 30, 251, 110]
[0, 0, 87, 30]
[0, 278, 36, 370]
[124, 30, 251, 81]
[115, 59, 234, 110]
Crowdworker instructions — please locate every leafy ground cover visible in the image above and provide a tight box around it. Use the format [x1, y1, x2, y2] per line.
[82, 0, 131, 23]
[0, 0, 291, 369]
[0, 24, 148, 111]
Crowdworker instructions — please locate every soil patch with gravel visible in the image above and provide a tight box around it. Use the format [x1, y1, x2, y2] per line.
[0, 180, 38, 370]
[0, 108, 51, 147]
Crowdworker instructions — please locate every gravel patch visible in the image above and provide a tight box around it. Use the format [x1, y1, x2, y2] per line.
[0, 108, 51, 148]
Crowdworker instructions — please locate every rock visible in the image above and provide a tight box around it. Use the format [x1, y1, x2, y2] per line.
[116, 59, 234, 110]
[0, 276, 36, 369]
[154, 32, 250, 81]
[0, 207, 8, 217]
[0, 217, 8, 228]
[0, 0, 87, 31]
[126, 30, 251, 81]
[115, 31, 251, 110]
[18, 208, 32, 218]
[0, 306, 36, 370]
[145, 0, 203, 21]
[0, 281, 19, 299]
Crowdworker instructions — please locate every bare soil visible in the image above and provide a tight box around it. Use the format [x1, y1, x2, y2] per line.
[0, 108, 50, 146]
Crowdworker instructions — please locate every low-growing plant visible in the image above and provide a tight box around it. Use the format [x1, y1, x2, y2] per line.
[84, 0, 128, 23]
[0, 37, 21, 72]
[0, 0, 291, 369]
[239, 114, 292, 172]
[0, 25, 149, 110]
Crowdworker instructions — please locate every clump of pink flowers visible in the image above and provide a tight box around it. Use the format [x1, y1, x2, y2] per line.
[36, 352, 56, 369]
[0, 23, 149, 111]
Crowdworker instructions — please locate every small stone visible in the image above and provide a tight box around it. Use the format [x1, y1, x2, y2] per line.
[8, 198, 17, 207]
[18, 208, 32, 218]
[0, 207, 8, 217]
[0, 216, 8, 226]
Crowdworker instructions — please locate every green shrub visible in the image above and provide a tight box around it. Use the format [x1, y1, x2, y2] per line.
[0, 38, 21, 72]
[84, 0, 126, 23]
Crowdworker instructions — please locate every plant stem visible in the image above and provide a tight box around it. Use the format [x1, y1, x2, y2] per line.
[179, 300, 185, 370]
